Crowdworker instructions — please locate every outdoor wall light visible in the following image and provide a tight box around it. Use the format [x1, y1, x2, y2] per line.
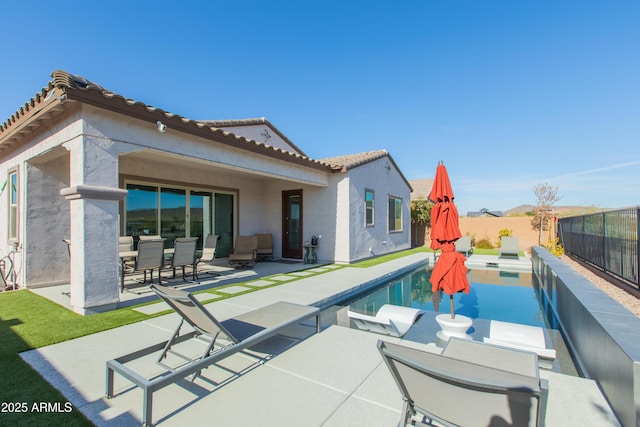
[157, 121, 167, 133]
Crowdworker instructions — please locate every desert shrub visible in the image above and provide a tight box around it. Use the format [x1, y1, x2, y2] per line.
[546, 238, 564, 257]
[496, 228, 513, 247]
[498, 228, 513, 238]
[475, 238, 494, 249]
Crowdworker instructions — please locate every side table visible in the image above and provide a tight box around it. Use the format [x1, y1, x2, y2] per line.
[303, 244, 318, 264]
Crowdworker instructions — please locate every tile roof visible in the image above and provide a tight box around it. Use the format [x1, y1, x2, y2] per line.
[409, 178, 435, 199]
[203, 117, 309, 157]
[0, 70, 410, 191]
[0, 71, 334, 171]
[320, 149, 390, 170]
[321, 150, 412, 191]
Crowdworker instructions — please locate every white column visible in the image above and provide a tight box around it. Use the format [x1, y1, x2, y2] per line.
[61, 136, 126, 314]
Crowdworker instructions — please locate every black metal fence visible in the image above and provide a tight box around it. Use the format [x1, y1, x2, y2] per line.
[558, 207, 639, 289]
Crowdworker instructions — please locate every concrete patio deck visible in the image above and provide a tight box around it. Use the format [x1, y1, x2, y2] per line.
[22, 253, 621, 426]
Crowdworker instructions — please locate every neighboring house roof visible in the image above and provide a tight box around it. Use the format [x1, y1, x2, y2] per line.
[409, 178, 435, 200]
[320, 150, 413, 191]
[467, 208, 503, 217]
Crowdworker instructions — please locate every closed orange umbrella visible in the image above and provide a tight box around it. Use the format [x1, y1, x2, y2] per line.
[428, 161, 469, 319]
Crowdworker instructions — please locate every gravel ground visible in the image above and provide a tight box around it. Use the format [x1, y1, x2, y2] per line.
[560, 255, 640, 317]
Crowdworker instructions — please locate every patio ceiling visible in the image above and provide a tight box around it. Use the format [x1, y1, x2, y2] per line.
[119, 149, 329, 187]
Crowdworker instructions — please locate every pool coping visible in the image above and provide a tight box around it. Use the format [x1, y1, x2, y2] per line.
[533, 246, 637, 427]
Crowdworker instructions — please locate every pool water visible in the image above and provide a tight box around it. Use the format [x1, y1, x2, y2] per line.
[322, 265, 578, 375]
[347, 268, 546, 326]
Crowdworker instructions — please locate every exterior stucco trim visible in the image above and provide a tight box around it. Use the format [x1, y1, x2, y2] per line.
[60, 185, 128, 201]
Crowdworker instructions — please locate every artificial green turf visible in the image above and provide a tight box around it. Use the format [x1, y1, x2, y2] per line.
[0, 290, 150, 426]
[0, 248, 424, 425]
[351, 246, 432, 268]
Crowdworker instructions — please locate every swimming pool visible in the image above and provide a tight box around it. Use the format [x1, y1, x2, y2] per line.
[322, 265, 579, 375]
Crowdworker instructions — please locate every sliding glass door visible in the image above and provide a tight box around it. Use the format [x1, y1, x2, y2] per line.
[125, 184, 159, 237]
[160, 187, 186, 242]
[124, 182, 234, 252]
[190, 191, 213, 251]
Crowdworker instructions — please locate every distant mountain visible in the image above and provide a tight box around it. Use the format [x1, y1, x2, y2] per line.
[504, 205, 535, 216]
[504, 205, 610, 217]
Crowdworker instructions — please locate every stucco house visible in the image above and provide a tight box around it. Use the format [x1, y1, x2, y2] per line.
[0, 70, 412, 314]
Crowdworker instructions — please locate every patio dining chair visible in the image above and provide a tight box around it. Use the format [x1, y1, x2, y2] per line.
[138, 234, 162, 241]
[168, 237, 198, 282]
[119, 236, 135, 273]
[195, 234, 219, 277]
[256, 233, 273, 261]
[121, 238, 166, 292]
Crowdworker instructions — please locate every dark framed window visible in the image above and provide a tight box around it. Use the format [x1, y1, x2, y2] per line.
[365, 189, 375, 226]
[7, 168, 18, 242]
[388, 196, 403, 232]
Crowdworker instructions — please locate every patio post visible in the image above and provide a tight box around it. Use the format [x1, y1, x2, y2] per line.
[60, 136, 127, 314]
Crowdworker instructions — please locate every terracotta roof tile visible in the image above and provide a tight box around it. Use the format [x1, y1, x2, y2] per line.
[320, 150, 389, 170]
[409, 178, 435, 199]
[1, 70, 408, 190]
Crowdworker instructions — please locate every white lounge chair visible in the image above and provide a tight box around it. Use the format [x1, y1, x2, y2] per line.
[499, 236, 520, 259]
[347, 304, 424, 337]
[379, 338, 549, 427]
[483, 320, 556, 360]
[456, 235, 472, 256]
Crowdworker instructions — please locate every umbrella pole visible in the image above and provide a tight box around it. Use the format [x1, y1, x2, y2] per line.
[450, 296, 455, 319]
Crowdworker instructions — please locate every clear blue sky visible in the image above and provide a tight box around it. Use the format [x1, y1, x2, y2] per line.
[2, 1, 638, 215]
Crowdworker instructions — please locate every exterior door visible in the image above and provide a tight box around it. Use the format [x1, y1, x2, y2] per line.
[282, 190, 303, 259]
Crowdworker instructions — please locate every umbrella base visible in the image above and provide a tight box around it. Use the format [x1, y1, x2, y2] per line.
[435, 314, 473, 346]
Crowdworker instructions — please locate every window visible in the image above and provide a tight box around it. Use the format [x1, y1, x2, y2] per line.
[7, 169, 18, 242]
[388, 196, 403, 232]
[365, 189, 375, 226]
[124, 181, 235, 256]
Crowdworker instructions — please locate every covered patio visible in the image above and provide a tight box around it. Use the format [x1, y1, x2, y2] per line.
[1, 70, 413, 315]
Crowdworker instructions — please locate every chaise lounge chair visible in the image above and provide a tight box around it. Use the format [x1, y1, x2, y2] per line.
[378, 338, 548, 427]
[499, 236, 520, 259]
[456, 235, 472, 257]
[347, 304, 425, 337]
[106, 284, 321, 427]
[228, 235, 258, 268]
[483, 320, 556, 361]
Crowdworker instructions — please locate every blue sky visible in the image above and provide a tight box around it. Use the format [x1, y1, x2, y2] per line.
[2, 1, 638, 215]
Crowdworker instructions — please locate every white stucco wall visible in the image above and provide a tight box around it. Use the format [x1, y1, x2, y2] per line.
[346, 157, 412, 262]
[213, 124, 301, 155]
[0, 107, 84, 288]
[25, 154, 70, 286]
[1, 101, 413, 311]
